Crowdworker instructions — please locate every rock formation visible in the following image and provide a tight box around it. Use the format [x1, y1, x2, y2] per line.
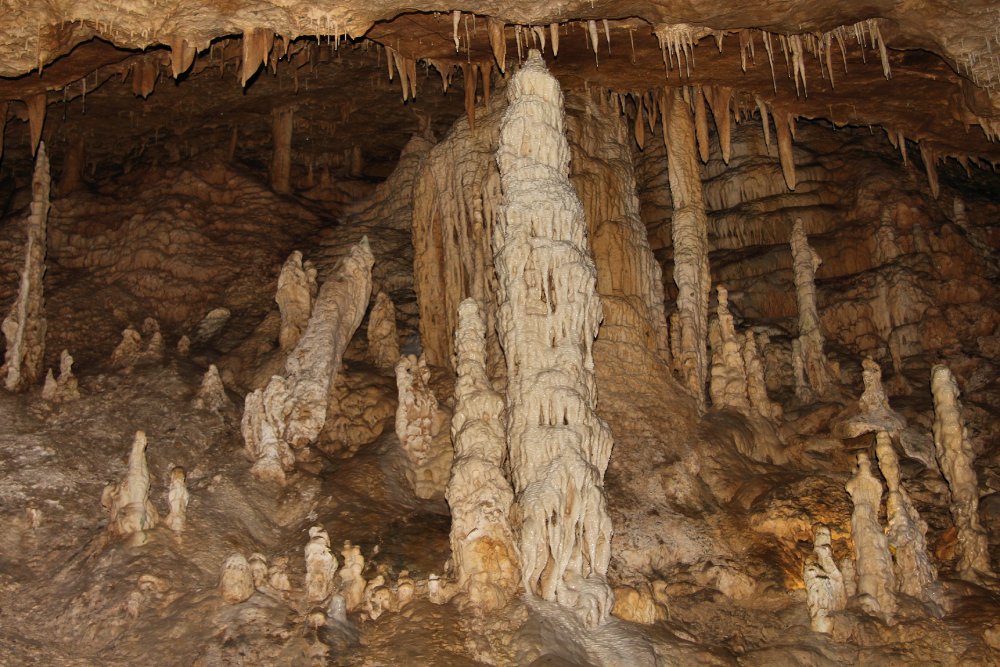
[304, 526, 338, 604]
[874, 433, 941, 609]
[220, 554, 254, 604]
[41, 350, 80, 402]
[164, 466, 189, 533]
[834, 358, 906, 438]
[395, 354, 453, 500]
[790, 219, 835, 400]
[494, 51, 613, 627]
[192, 364, 231, 412]
[804, 524, 847, 633]
[242, 238, 374, 482]
[275, 250, 317, 351]
[366, 291, 400, 370]
[845, 452, 897, 619]
[661, 87, 711, 408]
[104, 431, 159, 546]
[2, 142, 49, 392]
[709, 286, 751, 412]
[742, 332, 782, 420]
[445, 299, 519, 611]
[931, 365, 994, 581]
[338, 541, 366, 612]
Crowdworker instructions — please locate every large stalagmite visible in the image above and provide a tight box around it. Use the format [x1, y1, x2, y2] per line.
[845, 452, 897, 619]
[445, 299, 519, 611]
[242, 238, 374, 482]
[493, 50, 613, 627]
[2, 142, 49, 392]
[661, 87, 710, 408]
[931, 365, 994, 581]
[790, 219, 835, 400]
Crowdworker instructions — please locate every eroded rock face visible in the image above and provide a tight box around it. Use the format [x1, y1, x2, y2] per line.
[494, 51, 613, 627]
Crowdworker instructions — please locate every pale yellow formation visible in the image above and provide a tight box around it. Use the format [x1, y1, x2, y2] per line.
[2, 143, 49, 392]
[845, 452, 896, 619]
[105, 431, 159, 546]
[366, 291, 400, 370]
[931, 365, 994, 581]
[338, 541, 366, 611]
[446, 299, 519, 611]
[494, 51, 613, 627]
[395, 353, 453, 500]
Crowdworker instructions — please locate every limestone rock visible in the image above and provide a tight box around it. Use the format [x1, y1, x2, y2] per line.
[494, 51, 613, 627]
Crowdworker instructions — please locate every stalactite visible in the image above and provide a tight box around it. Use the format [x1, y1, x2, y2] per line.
[270, 106, 293, 194]
[790, 219, 834, 399]
[661, 87, 710, 408]
[446, 299, 519, 611]
[704, 86, 733, 164]
[774, 108, 797, 190]
[920, 143, 940, 199]
[241, 28, 274, 87]
[169, 36, 196, 78]
[2, 143, 49, 392]
[487, 19, 506, 73]
[26, 93, 46, 157]
[755, 97, 772, 151]
[550, 23, 560, 57]
[494, 50, 613, 628]
[693, 86, 710, 162]
[931, 365, 994, 581]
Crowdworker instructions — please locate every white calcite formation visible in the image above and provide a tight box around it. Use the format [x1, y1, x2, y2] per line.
[931, 365, 994, 581]
[790, 219, 835, 400]
[395, 353, 453, 500]
[220, 553, 255, 604]
[874, 433, 941, 608]
[242, 238, 374, 483]
[709, 286, 751, 412]
[845, 452, 897, 619]
[493, 51, 613, 628]
[41, 350, 80, 403]
[275, 250, 317, 351]
[445, 299, 519, 611]
[804, 525, 847, 634]
[834, 358, 906, 439]
[104, 431, 159, 546]
[304, 526, 338, 604]
[366, 291, 400, 370]
[662, 87, 711, 408]
[164, 466, 189, 533]
[339, 541, 366, 611]
[192, 364, 231, 412]
[2, 143, 49, 392]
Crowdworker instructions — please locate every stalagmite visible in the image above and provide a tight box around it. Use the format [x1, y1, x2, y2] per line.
[276, 250, 317, 351]
[105, 431, 159, 546]
[931, 365, 994, 581]
[42, 350, 80, 402]
[248, 553, 268, 589]
[661, 87, 710, 408]
[110, 327, 143, 369]
[26, 94, 45, 156]
[709, 286, 750, 411]
[834, 358, 905, 438]
[845, 452, 897, 619]
[705, 86, 733, 164]
[874, 433, 940, 608]
[446, 299, 519, 611]
[790, 219, 835, 399]
[367, 291, 399, 370]
[494, 51, 613, 627]
[220, 554, 255, 603]
[271, 106, 293, 194]
[804, 526, 846, 633]
[742, 332, 781, 420]
[164, 466, 189, 532]
[2, 143, 49, 392]
[774, 109, 796, 190]
[305, 526, 338, 604]
[339, 541, 366, 611]
[192, 364, 231, 412]
[242, 238, 373, 483]
[395, 354, 453, 500]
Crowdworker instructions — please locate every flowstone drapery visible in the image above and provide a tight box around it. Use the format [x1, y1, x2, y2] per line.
[493, 50, 613, 627]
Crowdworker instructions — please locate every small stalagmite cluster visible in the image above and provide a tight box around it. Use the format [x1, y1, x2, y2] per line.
[493, 51, 614, 627]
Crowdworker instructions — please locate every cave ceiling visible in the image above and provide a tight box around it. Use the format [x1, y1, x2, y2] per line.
[1, 0, 1000, 169]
